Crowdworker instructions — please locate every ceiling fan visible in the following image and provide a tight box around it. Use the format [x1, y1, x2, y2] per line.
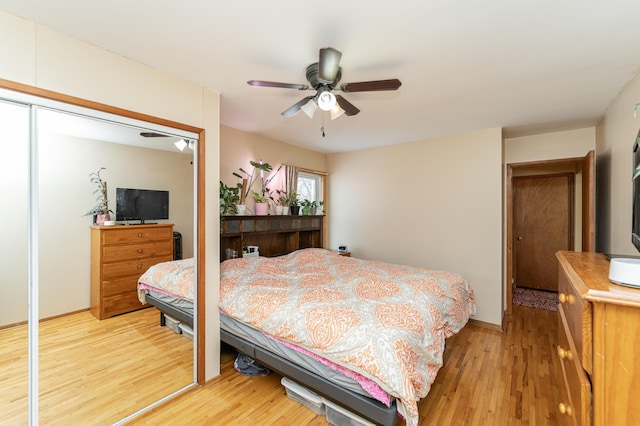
[247, 47, 401, 120]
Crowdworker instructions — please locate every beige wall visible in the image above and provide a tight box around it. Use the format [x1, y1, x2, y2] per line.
[0, 10, 221, 379]
[505, 128, 596, 164]
[327, 128, 504, 326]
[596, 72, 640, 255]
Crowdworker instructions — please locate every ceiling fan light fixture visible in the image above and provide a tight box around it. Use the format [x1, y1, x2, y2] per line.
[330, 104, 345, 120]
[174, 138, 188, 151]
[300, 99, 318, 118]
[174, 139, 194, 151]
[318, 91, 336, 111]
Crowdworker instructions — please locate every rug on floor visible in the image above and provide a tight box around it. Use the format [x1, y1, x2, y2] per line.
[513, 287, 558, 312]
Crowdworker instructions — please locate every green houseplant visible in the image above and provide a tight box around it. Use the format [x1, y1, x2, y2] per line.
[220, 180, 241, 215]
[251, 191, 270, 215]
[287, 190, 300, 215]
[84, 167, 112, 225]
[300, 199, 324, 215]
[233, 160, 274, 204]
[300, 199, 313, 215]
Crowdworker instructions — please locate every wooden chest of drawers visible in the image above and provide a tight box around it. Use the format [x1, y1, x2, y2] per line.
[90, 224, 174, 319]
[556, 251, 640, 426]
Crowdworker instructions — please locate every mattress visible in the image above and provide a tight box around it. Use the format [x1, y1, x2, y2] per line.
[220, 312, 380, 400]
[220, 248, 476, 426]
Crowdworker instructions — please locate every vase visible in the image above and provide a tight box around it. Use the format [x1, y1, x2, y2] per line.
[289, 205, 300, 215]
[275, 205, 284, 215]
[236, 204, 246, 215]
[282, 206, 290, 215]
[96, 213, 110, 225]
[254, 202, 268, 215]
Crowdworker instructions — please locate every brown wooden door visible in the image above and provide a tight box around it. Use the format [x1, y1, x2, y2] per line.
[514, 174, 573, 291]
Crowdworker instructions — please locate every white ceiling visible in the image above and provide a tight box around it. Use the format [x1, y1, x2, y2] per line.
[2, 1, 640, 153]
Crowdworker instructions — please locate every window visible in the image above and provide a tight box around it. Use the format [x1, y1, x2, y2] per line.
[297, 171, 323, 203]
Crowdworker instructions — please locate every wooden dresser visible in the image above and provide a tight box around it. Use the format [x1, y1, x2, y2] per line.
[556, 251, 640, 426]
[90, 224, 174, 320]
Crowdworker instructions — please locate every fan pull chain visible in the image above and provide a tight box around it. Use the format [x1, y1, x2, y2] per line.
[321, 113, 326, 137]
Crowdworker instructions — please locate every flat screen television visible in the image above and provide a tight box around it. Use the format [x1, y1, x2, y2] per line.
[633, 138, 640, 252]
[116, 188, 169, 223]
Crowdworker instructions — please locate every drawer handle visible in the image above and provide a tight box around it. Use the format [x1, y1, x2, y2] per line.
[137, 264, 143, 269]
[557, 346, 574, 361]
[137, 233, 143, 238]
[558, 293, 575, 304]
[137, 249, 143, 254]
[558, 403, 573, 416]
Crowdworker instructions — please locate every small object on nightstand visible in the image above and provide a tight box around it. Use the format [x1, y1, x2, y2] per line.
[338, 245, 348, 253]
[338, 251, 351, 257]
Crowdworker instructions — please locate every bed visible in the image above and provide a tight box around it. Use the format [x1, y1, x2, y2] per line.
[137, 249, 476, 426]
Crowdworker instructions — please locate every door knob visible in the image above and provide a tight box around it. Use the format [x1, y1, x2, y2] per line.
[517, 236, 523, 240]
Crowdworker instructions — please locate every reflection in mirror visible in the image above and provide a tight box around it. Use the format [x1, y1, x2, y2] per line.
[39, 110, 195, 422]
[0, 100, 30, 422]
[0, 103, 196, 423]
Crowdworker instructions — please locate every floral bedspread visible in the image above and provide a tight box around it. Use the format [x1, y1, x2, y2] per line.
[219, 248, 476, 426]
[137, 258, 194, 303]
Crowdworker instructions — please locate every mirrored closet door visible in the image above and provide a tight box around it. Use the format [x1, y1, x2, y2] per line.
[0, 99, 30, 422]
[0, 88, 199, 425]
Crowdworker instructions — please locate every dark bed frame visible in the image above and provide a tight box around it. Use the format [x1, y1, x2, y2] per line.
[145, 292, 399, 426]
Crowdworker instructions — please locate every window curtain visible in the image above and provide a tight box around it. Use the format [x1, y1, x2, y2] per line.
[284, 164, 298, 196]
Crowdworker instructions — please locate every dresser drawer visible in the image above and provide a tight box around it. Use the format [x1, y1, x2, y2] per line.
[102, 276, 139, 298]
[102, 226, 172, 245]
[101, 291, 146, 317]
[558, 305, 591, 426]
[102, 242, 172, 262]
[102, 255, 173, 279]
[558, 267, 592, 374]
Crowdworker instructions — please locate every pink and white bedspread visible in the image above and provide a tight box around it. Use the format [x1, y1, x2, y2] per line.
[137, 258, 194, 304]
[219, 248, 476, 426]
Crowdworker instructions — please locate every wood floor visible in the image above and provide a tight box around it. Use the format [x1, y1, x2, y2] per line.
[0, 307, 193, 425]
[2, 305, 559, 425]
[132, 305, 559, 425]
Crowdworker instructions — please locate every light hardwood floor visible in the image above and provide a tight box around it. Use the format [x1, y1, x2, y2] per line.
[132, 305, 559, 425]
[0, 307, 193, 425]
[2, 305, 558, 425]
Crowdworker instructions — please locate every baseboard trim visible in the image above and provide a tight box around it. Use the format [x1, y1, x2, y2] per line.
[0, 308, 90, 331]
[468, 318, 503, 332]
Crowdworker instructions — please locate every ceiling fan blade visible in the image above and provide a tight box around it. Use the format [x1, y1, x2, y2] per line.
[247, 80, 310, 90]
[281, 96, 315, 117]
[335, 95, 360, 116]
[318, 47, 342, 83]
[340, 79, 402, 92]
[140, 132, 169, 137]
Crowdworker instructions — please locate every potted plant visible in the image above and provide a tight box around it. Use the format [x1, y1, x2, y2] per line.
[84, 167, 112, 225]
[252, 191, 270, 215]
[313, 200, 324, 215]
[220, 180, 241, 215]
[269, 189, 288, 215]
[233, 160, 274, 204]
[300, 199, 313, 215]
[287, 190, 300, 215]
